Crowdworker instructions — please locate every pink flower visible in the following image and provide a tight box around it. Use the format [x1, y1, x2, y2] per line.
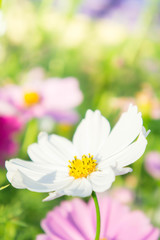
[109, 187, 134, 204]
[145, 152, 160, 179]
[37, 196, 159, 240]
[0, 77, 83, 123]
[0, 115, 22, 167]
[110, 84, 160, 120]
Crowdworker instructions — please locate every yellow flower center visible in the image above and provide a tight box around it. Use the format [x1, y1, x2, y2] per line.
[68, 154, 97, 179]
[24, 91, 40, 106]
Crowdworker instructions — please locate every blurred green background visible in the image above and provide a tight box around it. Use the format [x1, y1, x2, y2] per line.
[0, 0, 160, 239]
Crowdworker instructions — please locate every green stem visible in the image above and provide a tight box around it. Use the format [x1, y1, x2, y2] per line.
[92, 191, 101, 240]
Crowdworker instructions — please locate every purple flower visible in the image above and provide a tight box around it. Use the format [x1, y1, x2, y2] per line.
[0, 77, 83, 124]
[37, 196, 159, 240]
[0, 115, 21, 167]
[145, 152, 160, 179]
[80, 0, 123, 18]
[80, 0, 146, 27]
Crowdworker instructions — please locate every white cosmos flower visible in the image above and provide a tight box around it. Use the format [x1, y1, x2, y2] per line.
[5, 105, 150, 201]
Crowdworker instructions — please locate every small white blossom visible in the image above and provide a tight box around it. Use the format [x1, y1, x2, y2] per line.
[6, 105, 149, 201]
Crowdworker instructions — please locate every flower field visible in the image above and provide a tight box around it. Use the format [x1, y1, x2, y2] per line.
[0, 1, 160, 239]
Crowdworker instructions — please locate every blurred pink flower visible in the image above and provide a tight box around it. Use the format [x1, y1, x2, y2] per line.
[37, 196, 159, 240]
[111, 84, 160, 120]
[0, 77, 83, 123]
[0, 115, 21, 167]
[110, 187, 134, 204]
[145, 152, 160, 179]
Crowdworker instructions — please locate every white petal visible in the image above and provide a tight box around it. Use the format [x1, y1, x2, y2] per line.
[64, 178, 92, 197]
[6, 159, 73, 192]
[43, 192, 64, 202]
[116, 130, 147, 168]
[8, 169, 73, 192]
[5, 159, 51, 185]
[88, 168, 115, 192]
[6, 170, 25, 189]
[6, 169, 54, 191]
[99, 129, 148, 171]
[28, 132, 77, 166]
[98, 105, 143, 158]
[5, 158, 66, 182]
[44, 178, 92, 200]
[73, 110, 110, 157]
[15, 170, 57, 192]
[114, 167, 133, 176]
[49, 133, 77, 160]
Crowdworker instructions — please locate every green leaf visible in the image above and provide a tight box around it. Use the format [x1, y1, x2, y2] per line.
[0, 184, 10, 191]
[19, 118, 39, 158]
[10, 220, 28, 227]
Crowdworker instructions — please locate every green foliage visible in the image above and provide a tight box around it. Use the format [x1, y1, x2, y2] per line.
[1, 0, 160, 239]
[0, 185, 10, 191]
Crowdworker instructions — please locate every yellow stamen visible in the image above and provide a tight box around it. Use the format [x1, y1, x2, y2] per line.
[68, 154, 97, 179]
[24, 91, 40, 106]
